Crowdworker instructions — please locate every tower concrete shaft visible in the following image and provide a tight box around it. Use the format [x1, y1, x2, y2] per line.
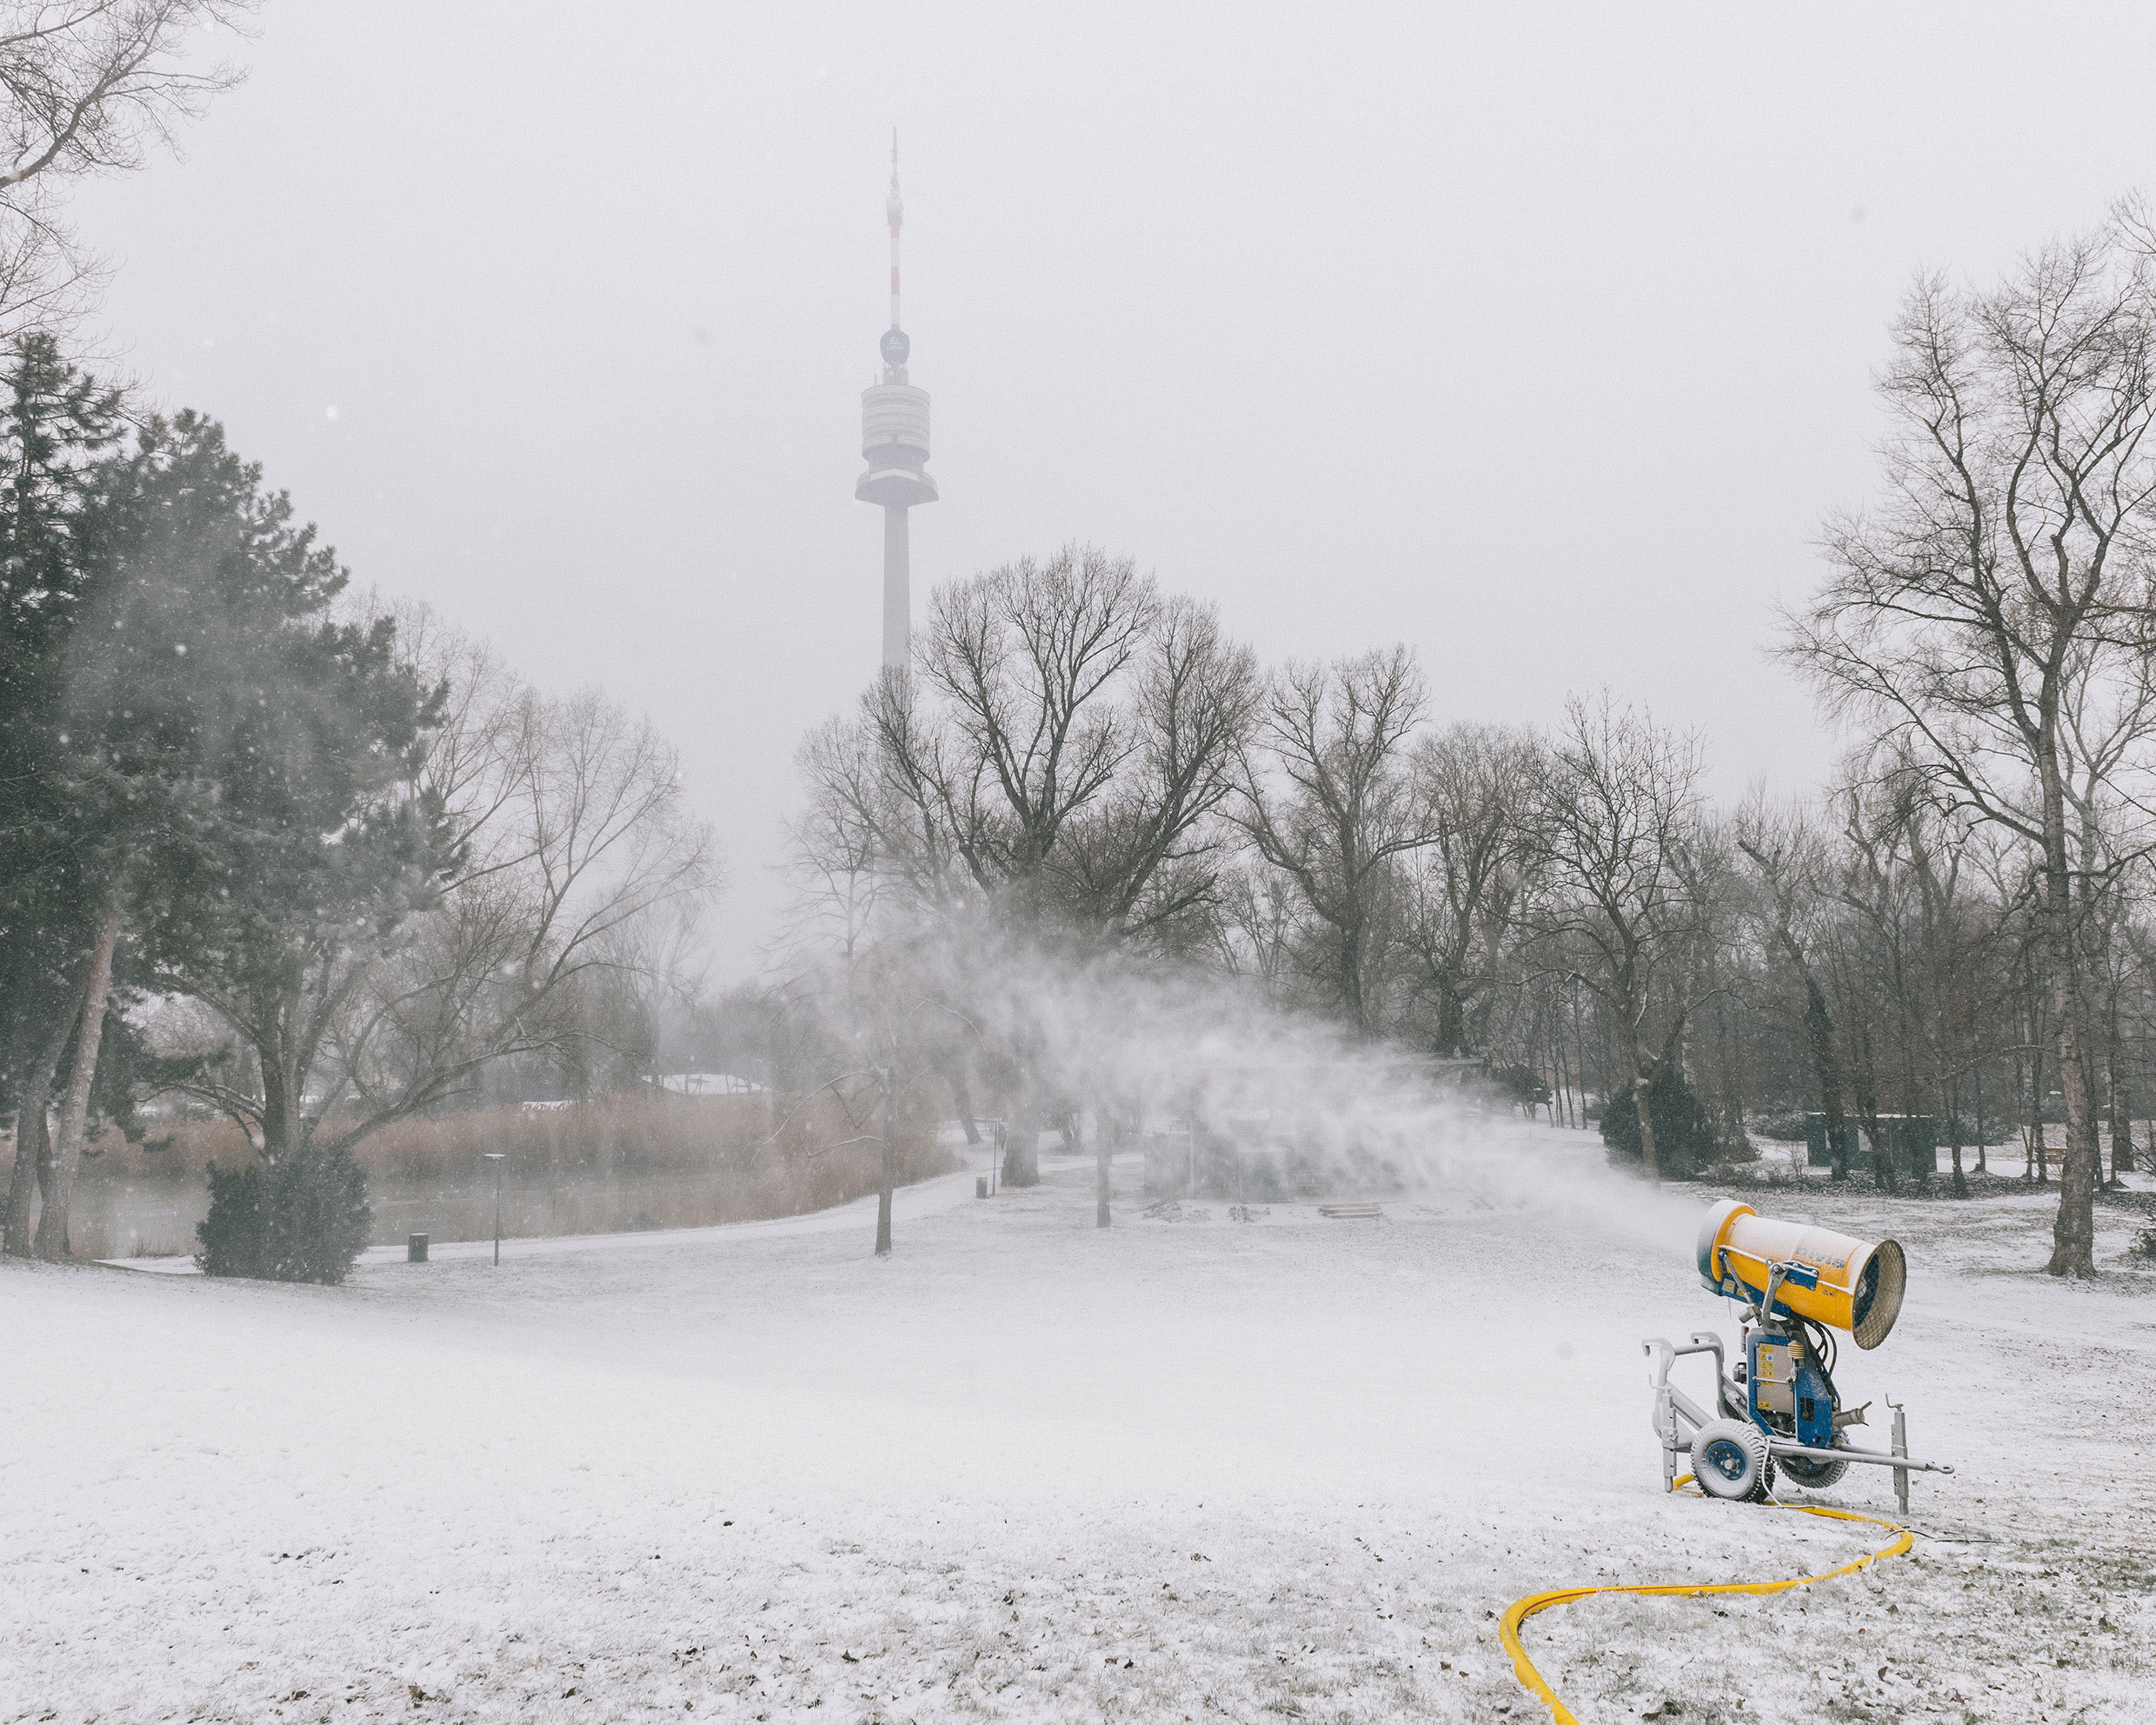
[882, 503, 909, 669]
[856, 131, 935, 670]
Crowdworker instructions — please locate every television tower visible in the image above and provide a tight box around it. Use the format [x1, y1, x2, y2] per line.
[855, 131, 936, 669]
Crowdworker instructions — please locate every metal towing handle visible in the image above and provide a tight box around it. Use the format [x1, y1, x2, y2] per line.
[1643, 1333, 1729, 1492]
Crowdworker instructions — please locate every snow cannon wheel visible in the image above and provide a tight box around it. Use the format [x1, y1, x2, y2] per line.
[1691, 1419, 1772, 1502]
[1778, 1452, 1850, 1490]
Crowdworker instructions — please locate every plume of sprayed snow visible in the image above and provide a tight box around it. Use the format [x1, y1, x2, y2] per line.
[891, 928, 1707, 1248]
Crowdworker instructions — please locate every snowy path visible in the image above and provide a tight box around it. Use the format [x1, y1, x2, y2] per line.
[5, 1134, 2152, 1723]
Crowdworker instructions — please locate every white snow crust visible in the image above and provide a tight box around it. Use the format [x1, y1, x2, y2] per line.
[3, 1132, 2152, 1723]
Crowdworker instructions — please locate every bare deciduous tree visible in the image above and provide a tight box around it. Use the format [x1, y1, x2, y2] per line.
[1057, 595, 1260, 953]
[171, 624, 721, 1166]
[1784, 223, 2156, 1275]
[785, 711, 980, 1252]
[1234, 645, 1430, 1036]
[1527, 695, 1712, 1183]
[1217, 858, 1302, 995]
[1401, 722, 1539, 1056]
[1734, 791, 1860, 1179]
[333, 685, 719, 1128]
[0, 1, 257, 330]
[874, 546, 1256, 951]
[853, 547, 1256, 1209]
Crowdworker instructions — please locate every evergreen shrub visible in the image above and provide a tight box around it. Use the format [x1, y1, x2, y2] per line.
[1600, 1066, 1721, 1180]
[1750, 1109, 1812, 1142]
[196, 1145, 371, 1283]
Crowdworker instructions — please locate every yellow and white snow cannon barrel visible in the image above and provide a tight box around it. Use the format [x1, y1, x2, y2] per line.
[1696, 1199, 1906, 1349]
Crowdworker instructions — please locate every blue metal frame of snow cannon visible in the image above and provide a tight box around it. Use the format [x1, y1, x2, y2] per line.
[1644, 1201, 1953, 1512]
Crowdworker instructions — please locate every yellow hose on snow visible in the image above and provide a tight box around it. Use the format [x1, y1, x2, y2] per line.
[1499, 1478, 1914, 1725]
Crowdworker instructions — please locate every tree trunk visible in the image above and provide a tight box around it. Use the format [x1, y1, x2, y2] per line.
[1713, 998, 1746, 1153]
[2106, 1003, 2135, 1179]
[2020, 990, 2041, 1182]
[1618, 1009, 1659, 1184]
[1432, 982, 1466, 1060]
[1095, 1101, 1113, 1229]
[1599, 999, 1618, 1121]
[256, 988, 304, 1165]
[874, 1067, 895, 1258]
[948, 1066, 981, 1146]
[1545, 992, 1567, 1128]
[1799, 974, 1849, 1182]
[1851, 1027, 1895, 1195]
[3, 972, 88, 1257]
[1555, 989, 1579, 1129]
[1340, 922, 1367, 1036]
[2040, 849, 2099, 1276]
[2077, 1034, 2104, 1189]
[3, 1090, 52, 1256]
[1631, 1073, 1659, 1182]
[33, 898, 122, 1262]
[1946, 1079, 1968, 1199]
[1973, 1067, 1987, 1176]
[1903, 1056, 1932, 1190]
[1549, 988, 1569, 1127]
[1001, 1096, 1041, 1188]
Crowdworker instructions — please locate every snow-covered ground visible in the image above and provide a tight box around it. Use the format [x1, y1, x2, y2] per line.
[3, 1129, 2152, 1723]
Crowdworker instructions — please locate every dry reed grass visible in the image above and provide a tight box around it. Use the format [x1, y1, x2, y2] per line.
[14, 1087, 955, 1258]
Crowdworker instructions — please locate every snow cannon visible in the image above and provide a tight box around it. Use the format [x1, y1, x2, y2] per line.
[1645, 1200, 1951, 1514]
[1696, 1201, 1906, 1349]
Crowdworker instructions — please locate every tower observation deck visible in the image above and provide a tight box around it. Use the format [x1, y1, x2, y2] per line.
[856, 134, 935, 669]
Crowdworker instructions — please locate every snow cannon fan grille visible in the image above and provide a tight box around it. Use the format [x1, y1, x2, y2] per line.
[1851, 1236, 1905, 1350]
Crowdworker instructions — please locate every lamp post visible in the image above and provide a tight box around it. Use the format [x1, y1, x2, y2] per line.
[481, 1152, 506, 1266]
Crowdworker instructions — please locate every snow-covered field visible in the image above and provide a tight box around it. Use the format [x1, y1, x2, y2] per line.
[3, 1129, 2152, 1724]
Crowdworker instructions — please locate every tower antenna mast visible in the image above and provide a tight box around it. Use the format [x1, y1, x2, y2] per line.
[855, 130, 936, 670]
[888, 128, 902, 333]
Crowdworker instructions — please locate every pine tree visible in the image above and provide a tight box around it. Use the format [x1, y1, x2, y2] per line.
[94, 412, 453, 1281]
[0, 336, 127, 1256]
[7, 393, 451, 1274]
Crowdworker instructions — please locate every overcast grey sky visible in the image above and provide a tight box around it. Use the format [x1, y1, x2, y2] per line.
[70, 3, 2156, 973]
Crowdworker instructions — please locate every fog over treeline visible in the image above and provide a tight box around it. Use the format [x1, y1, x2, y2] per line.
[63, 5, 2156, 973]
[5, 4, 2156, 1283]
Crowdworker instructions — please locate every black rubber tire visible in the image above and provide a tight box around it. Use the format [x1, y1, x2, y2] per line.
[1691, 1418, 1770, 1502]
[1779, 1453, 1849, 1490]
